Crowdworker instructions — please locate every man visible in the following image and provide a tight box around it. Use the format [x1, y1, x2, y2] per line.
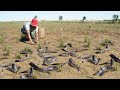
[21, 16, 39, 45]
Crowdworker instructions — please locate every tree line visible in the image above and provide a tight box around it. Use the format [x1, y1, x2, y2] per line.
[59, 14, 120, 23]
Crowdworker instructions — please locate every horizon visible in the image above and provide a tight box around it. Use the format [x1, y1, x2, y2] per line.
[0, 11, 120, 21]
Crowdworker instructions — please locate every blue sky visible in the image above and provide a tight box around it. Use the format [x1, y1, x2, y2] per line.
[0, 11, 120, 21]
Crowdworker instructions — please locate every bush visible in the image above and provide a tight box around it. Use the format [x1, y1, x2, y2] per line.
[100, 38, 113, 46]
[84, 36, 91, 48]
[4, 45, 11, 56]
[16, 53, 22, 59]
[23, 46, 33, 53]
[38, 43, 42, 49]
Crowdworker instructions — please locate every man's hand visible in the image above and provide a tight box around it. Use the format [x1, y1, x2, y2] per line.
[30, 41, 35, 45]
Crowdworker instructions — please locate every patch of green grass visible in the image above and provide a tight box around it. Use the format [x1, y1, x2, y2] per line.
[58, 39, 64, 48]
[84, 36, 91, 48]
[86, 38, 91, 48]
[100, 38, 113, 46]
[3, 45, 11, 56]
[16, 53, 22, 59]
[96, 44, 102, 50]
[0, 36, 5, 44]
[84, 36, 88, 43]
[23, 46, 33, 53]
[37, 43, 42, 49]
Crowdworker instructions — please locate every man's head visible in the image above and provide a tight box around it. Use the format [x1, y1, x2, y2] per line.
[34, 15, 37, 19]
[31, 18, 38, 27]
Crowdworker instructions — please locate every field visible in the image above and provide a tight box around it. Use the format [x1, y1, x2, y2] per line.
[0, 21, 120, 79]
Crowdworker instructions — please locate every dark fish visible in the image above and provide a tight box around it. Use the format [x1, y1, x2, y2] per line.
[99, 58, 114, 66]
[109, 54, 120, 63]
[65, 42, 72, 47]
[87, 55, 101, 65]
[15, 56, 30, 62]
[95, 46, 110, 54]
[58, 53, 69, 57]
[99, 62, 110, 65]
[68, 51, 78, 57]
[29, 62, 50, 74]
[75, 48, 89, 52]
[51, 61, 69, 67]
[20, 70, 29, 73]
[62, 61, 69, 66]
[20, 51, 28, 54]
[81, 55, 92, 59]
[47, 50, 57, 53]
[37, 47, 48, 53]
[68, 58, 80, 71]
[61, 46, 68, 52]
[20, 51, 32, 54]
[38, 52, 44, 57]
[93, 65, 116, 76]
[20, 67, 34, 74]
[110, 58, 114, 66]
[7, 64, 20, 74]
[93, 66, 108, 76]
[20, 74, 32, 79]
[0, 63, 12, 67]
[43, 66, 59, 71]
[49, 56, 57, 64]
[42, 56, 57, 66]
[12, 64, 20, 73]
[20, 73, 35, 79]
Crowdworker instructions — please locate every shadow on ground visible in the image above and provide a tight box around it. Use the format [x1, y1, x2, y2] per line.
[19, 37, 29, 43]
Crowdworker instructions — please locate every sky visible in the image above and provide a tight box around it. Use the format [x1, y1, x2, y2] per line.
[0, 11, 120, 21]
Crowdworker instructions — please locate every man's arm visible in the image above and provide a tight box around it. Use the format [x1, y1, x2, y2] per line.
[34, 26, 39, 43]
[26, 29, 35, 44]
[38, 27, 40, 39]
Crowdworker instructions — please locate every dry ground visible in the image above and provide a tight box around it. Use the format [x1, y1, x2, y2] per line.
[0, 21, 120, 79]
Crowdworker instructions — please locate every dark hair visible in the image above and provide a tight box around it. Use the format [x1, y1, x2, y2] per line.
[34, 16, 37, 18]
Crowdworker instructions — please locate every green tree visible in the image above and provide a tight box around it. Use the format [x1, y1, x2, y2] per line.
[112, 14, 119, 23]
[82, 16, 86, 22]
[59, 15, 63, 21]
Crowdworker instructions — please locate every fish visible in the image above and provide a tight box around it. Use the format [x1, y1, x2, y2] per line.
[68, 51, 78, 57]
[29, 62, 50, 74]
[93, 66, 108, 76]
[64, 42, 72, 48]
[68, 58, 80, 71]
[6, 64, 20, 74]
[99, 58, 114, 66]
[58, 53, 69, 57]
[20, 67, 34, 74]
[109, 54, 120, 63]
[95, 45, 110, 54]
[51, 61, 69, 67]
[61, 46, 68, 52]
[20, 51, 32, 54]
[42, 56, 57, 66]
[14, 56, 30, 62]
[93, 65, 116, 76]
[37, 47, 48, 53]
[87, 55, 101, 65]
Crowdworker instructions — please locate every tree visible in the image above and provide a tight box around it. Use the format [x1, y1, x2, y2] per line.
[112, 14, 119, 21]
[59, 15, 63, 21]
[82, 16, 86, 22]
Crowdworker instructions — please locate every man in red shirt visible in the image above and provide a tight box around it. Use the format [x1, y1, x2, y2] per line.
[21, 16, 39, 45]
